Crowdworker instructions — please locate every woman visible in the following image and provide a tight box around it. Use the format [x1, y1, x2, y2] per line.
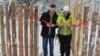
[57, 5, 76, 56]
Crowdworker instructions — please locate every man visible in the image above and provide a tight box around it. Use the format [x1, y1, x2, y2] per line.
[57, 5, 76, 56]
[40, 4, 58, 56]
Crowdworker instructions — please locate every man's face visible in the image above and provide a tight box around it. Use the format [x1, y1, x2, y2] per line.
[63, 11, 70, 16]
[50, 7, 56, 13]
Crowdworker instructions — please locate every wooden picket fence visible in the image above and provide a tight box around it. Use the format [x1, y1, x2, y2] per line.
[0, 1, 38, 56]
[0, 0, 100, 56]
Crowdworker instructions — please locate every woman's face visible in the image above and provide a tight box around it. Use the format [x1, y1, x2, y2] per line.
[63, 11, 70, 16]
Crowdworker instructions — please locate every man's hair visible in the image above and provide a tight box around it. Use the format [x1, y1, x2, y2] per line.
[50, 4, 56, 8]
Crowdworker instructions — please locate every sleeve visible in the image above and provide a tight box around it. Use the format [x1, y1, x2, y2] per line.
[39, 13, 47, 26]
[56, 15, 64, 27]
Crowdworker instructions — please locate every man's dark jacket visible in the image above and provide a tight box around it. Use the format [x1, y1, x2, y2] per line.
[40, 11, 58, 38]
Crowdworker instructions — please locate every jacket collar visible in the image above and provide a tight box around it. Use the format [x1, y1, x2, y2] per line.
[47, 10, 57, 17]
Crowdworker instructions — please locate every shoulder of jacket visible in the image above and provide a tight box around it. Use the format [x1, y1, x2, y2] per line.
[58, 13, 64, 19]
[58, 13, 64, 16]
[42, 12, 47, 15]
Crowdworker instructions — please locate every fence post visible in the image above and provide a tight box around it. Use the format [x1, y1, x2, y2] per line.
[17, 3, 24, 56]
[23, 1, 29, 56]
[29, 3, 34, 56]
[34, 4, 38, 56]
[5, 3, 12, 56]
[0, 4, 6, 56]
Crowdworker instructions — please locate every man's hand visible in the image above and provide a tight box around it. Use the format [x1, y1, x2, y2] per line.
[47, 23, 55, 27]
[47, 23, 50, 27]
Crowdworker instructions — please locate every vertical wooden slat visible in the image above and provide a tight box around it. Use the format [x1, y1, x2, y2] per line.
[9, 1, 17, 56]
[92, 12, 99, 56]
[71, 1, 79, 56]
[87, 13, 95, 56]
[86, 0, 92, 56]
[0, 5, 6, 56]
[84, 6, 89, 19]
[92, 0, 100, 55]
[29, 4, 34, 56]
[23, 2, 29, 56]
[71, 1, 81, 56]
[18, 3, 23, 56]
[77, 0, 84, 55]
[34, 5, 38, 56]
[82, 6, 89, 56]
[5, 4, 12, 56]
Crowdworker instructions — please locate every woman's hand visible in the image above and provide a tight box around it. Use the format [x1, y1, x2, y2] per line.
[64, 23, 71, 28]
[51, 24, 55, 27]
